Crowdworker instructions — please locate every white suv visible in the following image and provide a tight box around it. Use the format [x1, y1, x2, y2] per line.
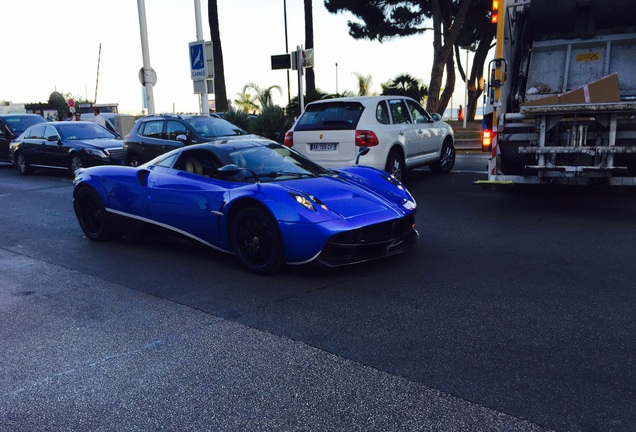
[284, 95, 455, 181]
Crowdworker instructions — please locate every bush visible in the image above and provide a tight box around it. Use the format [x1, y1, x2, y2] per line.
[248, 105, 293, 143]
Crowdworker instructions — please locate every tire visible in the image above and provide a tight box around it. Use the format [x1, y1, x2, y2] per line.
[231, 206, 284, 275]
[127, 154, 143, 167]
[430, 139, 456, 174]
[69, 153, 83, 173]
[385, 149, 406, 182]
[15, 152, 32, 175]
[73, 187, 113, 242]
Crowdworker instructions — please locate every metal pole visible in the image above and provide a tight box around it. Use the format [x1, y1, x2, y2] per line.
[298, 46, 304, 113]
[284, 0, 291, 105]
[463, 49, 468, 128]
[137, 0, 155, 114]
[335, 62, 338, 94]
[94, 43, 101, 104]
[194, 0, 209, 115]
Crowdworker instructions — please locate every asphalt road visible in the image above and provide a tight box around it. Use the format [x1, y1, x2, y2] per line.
[1, 155, 635, 431]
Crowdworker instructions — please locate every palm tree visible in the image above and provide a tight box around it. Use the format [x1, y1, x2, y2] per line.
[240, 83, 283, 114]
[234, 88, 258, 113]
[381, 74, 428, 104]
[352, 72, 373, 96]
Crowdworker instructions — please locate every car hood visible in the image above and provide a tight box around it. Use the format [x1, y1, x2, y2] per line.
[74, 138, 123, 150]
[280, 172, 415, 219]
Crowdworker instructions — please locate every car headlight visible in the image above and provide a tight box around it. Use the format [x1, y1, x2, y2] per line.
[84, 148, 109, 159]
[289, 192, 329, 212]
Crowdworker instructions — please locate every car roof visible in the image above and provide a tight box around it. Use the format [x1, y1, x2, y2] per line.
[307, 95, 418, 105]
[0, 113, 46, 118]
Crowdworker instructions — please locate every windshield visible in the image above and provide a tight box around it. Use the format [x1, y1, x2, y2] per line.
[56, 122, 117, 140]
[3, 115, 46, 135]
[185, 116, 247, 138]
[218, 142, 332, 182]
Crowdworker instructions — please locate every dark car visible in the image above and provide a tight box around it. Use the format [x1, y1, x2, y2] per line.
[9, 121, 124, 175]
[123, 114, 251, 166]
[0, 114, 47, 161]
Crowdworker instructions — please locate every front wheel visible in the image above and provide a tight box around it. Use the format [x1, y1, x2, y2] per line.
[69, 153, 83, 173]
[231, 206, 284, 275]
[430, 140, 455, 174]
[74, 187, 113, 241]
[15, 153, 32, 175]
[385, 150, 406, 182]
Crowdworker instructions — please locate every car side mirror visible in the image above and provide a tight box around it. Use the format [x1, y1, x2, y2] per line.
[355, 147, 370, 165]
[176, 134, 188, 143]
[431, 113, 441, 122]
[217, 164, 260, 183]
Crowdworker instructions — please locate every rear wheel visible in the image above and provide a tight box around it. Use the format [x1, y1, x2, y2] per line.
[15, 153, 32, 175]
[385, 149, 406, 181]
[231, 206, 283, 275]
[430, 139, 455, 174]
[127, 154, 143, 167]
[74, 187, 113, 241]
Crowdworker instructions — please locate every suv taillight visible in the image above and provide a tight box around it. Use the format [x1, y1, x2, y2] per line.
[355, 130, 379, 147]
[284, 131, 293, 147]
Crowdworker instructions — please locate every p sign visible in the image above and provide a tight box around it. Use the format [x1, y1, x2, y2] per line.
[189, 41, 207, 81]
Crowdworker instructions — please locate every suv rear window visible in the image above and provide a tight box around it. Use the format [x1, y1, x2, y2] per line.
[294, 102, 364, 131]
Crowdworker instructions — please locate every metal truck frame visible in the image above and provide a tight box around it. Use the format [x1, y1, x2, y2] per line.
[481, 0, 636, 186]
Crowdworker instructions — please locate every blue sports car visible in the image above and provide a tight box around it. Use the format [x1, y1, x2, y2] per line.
[72, 137, 418, 274]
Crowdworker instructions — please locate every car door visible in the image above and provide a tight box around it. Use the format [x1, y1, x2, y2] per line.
[36, 125, 69, 168]
[138, 120, 170, 161]
[145, 149, 226, 245]
[405, 99, 443, 156]
[19, 124, 47, 165]
[387, 99, 421, 159]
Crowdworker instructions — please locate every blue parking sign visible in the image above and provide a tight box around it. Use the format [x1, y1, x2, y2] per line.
[189, 41, 207, 81]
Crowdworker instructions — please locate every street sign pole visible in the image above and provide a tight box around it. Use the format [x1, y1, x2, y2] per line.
[194, 0, 209, 115]
[137, 0, 156, 115]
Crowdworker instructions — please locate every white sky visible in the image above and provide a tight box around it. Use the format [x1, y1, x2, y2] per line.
[1, 0, 468, 115]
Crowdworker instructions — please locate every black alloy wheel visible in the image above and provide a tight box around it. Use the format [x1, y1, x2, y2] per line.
[15, 153, 32, 175]
[127, 154, 143, 167]
[231, 206, 284, 275]
[385, 150, 406, 182]
[74, 187, 113, 241]
[69, 154, 84, 173]
[430, 140, 456, 174]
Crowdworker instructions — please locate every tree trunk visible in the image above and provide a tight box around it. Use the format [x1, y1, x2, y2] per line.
[304, 0, 316, 94]
[208, 0, 228, 112]
[465, 33, 493, 121]
[426, 0, 472, 115]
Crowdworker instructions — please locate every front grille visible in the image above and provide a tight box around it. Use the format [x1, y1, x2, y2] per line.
[318, 214, 418, 266]
[329, 214, 415, 245]
[105, 147, 124, 159]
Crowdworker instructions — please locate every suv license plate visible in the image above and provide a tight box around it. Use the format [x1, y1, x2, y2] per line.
[310, 142, 337, 151]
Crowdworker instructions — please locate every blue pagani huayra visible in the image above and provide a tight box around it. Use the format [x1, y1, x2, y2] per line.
[72, 137, 418, 274]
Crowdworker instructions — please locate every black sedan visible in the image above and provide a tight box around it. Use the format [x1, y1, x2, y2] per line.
[9, 121, 124, 175]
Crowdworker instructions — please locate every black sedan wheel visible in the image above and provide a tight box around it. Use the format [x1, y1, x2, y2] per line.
[74, 187, 113, 242]
[231, 206, 283, 275]
[127, 154, 143, 167]
[15, 153, 32, 175]
[430, 139, 456, 174]
[69, 154, 83, 173]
